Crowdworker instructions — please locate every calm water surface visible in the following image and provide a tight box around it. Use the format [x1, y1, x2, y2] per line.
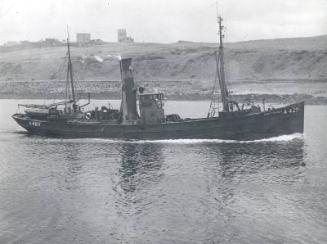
[0, 100, 326, 244]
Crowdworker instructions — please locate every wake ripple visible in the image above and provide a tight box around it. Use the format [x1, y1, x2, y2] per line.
[25, 133, 303, 145]
[128, 133, 303, 144]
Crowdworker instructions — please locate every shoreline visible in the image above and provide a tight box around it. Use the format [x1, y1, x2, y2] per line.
[1, 93, 327, 105]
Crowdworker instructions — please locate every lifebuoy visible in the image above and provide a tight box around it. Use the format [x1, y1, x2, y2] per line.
[85, 112, 91, 120]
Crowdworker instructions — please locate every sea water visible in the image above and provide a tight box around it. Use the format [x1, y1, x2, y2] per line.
[0, 100, 326, 243]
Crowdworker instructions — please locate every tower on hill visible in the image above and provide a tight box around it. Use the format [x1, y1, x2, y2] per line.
[118, 29, 134, 43]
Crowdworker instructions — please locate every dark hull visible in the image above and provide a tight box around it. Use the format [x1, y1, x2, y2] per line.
[12, 102, 304, 141]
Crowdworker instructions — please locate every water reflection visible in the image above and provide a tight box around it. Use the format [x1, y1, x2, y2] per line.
[207, 139, 305, 179]
[198, 139, 305, 208]
[118, 143, 164, 193]
[110, 143, 165, 225]
[62, 143, 84, 186]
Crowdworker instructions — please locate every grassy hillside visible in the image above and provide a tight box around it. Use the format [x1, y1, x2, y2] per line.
[1, 36, 327, 83]
[0, 36, 327, 103]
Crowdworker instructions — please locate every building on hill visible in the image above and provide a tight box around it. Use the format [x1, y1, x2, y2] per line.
[76, 33, 91, 46]
[90, 39, 105, 45]
[20, 41, 34, 47]
[118, 29, 134, 43]
[44, 38, 62, 47]
[3, 41, 20, 47]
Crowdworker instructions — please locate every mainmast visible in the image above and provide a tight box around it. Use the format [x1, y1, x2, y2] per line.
[66, 29, 76, 104]
[217, 16, 229, 112]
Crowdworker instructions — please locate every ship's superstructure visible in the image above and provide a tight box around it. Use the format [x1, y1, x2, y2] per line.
[139, 92, 165, 125]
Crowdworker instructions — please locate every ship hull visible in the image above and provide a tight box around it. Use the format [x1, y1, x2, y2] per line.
[12, 102, 304, 141]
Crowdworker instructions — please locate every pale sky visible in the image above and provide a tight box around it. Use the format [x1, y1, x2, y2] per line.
[0, 0, 326, 44]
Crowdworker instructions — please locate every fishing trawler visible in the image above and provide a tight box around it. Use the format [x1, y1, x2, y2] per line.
[12, 17, 304, 140]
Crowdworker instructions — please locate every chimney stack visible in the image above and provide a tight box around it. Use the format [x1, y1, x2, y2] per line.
[119, 58, 139, 124]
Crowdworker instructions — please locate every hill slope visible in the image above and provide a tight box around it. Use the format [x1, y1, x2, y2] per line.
[1, 36, 327, 83]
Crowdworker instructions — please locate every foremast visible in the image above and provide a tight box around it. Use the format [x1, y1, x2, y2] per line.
[216, 16, 229, 112]
[66, 30, 76, 107]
